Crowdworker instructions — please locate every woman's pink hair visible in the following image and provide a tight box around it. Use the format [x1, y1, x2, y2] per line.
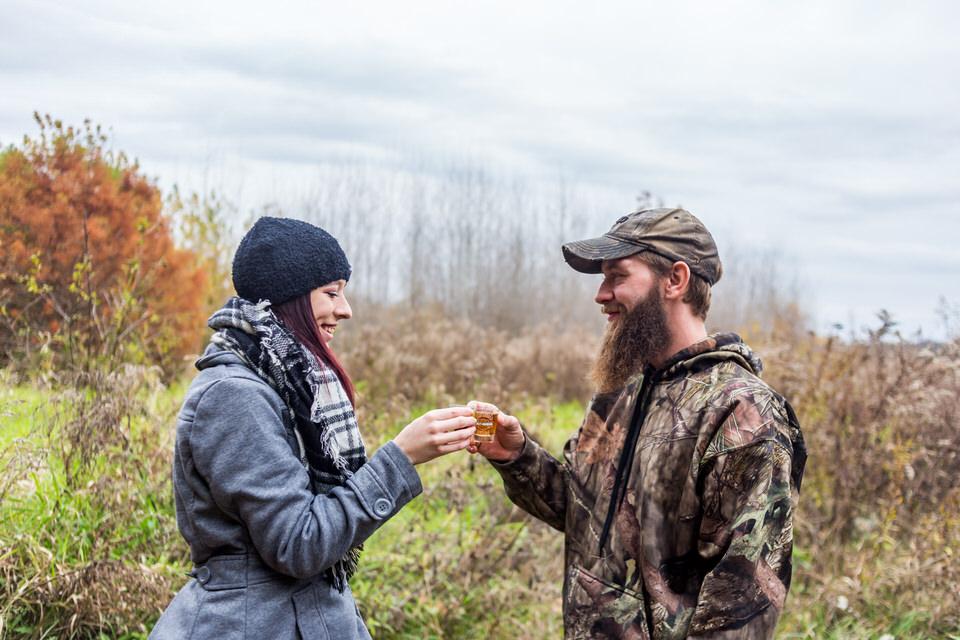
[272, 292, 356, 406]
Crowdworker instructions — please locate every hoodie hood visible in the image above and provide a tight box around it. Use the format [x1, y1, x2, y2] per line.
[658, 332, 762, 380]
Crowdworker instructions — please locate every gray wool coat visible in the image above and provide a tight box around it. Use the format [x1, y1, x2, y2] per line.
[149, 344, 423, 639]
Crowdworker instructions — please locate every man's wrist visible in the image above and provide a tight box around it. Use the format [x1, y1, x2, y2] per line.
[487, 435, 526, 464]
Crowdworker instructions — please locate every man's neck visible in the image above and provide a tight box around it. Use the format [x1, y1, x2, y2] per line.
[650, 315, 708, 370]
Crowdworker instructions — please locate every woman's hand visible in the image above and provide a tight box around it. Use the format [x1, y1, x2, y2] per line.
[466, 401, 525, 463]
[393, 406, 477, 465]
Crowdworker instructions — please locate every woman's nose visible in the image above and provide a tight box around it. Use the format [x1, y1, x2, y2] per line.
[337, 296, 353, 319]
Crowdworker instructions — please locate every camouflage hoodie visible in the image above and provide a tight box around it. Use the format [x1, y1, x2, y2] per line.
[491, 333, 806, 639]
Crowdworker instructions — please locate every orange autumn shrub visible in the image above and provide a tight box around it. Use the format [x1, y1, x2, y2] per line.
[0, 114, 208, 378]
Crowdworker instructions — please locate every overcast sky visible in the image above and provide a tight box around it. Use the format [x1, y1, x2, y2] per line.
[2, 0, 958, 340]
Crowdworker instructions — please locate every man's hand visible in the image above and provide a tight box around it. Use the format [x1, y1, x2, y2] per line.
[466, 400, 524, 463]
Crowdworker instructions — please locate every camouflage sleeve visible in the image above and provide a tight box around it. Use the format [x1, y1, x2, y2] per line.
[488, 434, 570, 532]
[686, 439, 798, 640]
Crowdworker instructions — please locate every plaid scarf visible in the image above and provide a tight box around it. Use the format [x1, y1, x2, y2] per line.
[207, 297, 366, 590]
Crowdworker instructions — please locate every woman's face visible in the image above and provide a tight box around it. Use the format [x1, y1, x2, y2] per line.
[309, 280, 352, 343]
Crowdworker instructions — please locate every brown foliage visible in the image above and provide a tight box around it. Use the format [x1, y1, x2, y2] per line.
[2, 302, 958, 636]
[341, 308, 960, 634]
[746, 319, 960, 631]
[0, 113, 208, 377]
[336, 301, 598, 418]
[0, 557, 171, 639]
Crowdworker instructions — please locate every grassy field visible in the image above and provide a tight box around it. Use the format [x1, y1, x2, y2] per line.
[1, 314, 959, 639]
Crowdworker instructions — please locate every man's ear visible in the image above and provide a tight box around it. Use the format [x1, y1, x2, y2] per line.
[663, 261, 691, 301]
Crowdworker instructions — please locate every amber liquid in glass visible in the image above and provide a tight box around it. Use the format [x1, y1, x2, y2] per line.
[474, 410, 498, 443]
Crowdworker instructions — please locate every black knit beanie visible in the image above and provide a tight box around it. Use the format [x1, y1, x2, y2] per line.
[231, 216, 351, 305]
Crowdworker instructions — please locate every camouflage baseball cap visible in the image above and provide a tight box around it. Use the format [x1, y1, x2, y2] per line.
[561, 207, 722, 285]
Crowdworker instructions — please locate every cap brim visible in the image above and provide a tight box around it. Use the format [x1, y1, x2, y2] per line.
[561, 236, 647, 274]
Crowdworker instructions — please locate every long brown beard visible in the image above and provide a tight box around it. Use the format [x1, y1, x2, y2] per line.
[588, 285, 672, 394]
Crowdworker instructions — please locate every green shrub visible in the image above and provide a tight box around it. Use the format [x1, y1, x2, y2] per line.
[0, 366, 184, 639]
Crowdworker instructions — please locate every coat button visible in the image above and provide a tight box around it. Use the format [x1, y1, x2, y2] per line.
[373, 498, 391, 517]
[196, 566, 210, 584]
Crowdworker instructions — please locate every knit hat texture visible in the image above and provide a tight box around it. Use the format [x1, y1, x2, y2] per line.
[232, 216, 351, 305]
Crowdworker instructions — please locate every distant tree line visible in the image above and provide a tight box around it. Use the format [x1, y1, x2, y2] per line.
[281, 162, 806, 337]
[0, 114, 809, 382]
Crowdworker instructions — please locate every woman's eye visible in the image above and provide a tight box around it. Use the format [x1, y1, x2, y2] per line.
[326, 291, 338, 299]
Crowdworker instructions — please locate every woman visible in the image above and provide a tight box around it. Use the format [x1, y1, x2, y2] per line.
[150, 216, 476, 639]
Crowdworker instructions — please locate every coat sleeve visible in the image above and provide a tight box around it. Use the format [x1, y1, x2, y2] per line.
[187, 375, 423, 579]
[685, 437, 799, 640]
[488, 433, 571, 531]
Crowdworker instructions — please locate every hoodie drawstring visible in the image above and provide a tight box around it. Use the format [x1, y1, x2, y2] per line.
[598, 371, 660, 553]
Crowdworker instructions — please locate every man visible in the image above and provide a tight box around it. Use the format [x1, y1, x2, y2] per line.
[473, 208, 806, 639]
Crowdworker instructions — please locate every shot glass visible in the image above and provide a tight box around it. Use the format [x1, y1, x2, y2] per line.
[450, 404, 499, 445]
[472, 407, 498, 444]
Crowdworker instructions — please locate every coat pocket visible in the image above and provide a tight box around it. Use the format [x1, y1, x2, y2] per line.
[291, 580, 370, 640]
[564, 563, 651, 640]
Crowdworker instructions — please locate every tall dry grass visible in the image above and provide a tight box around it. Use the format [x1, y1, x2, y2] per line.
[746, 317, 960, 635]
[336, 307, 960, 637]
[1, 305, 957, 638]
[338, 301, 599, 415]
[0, 366, 187, 638]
